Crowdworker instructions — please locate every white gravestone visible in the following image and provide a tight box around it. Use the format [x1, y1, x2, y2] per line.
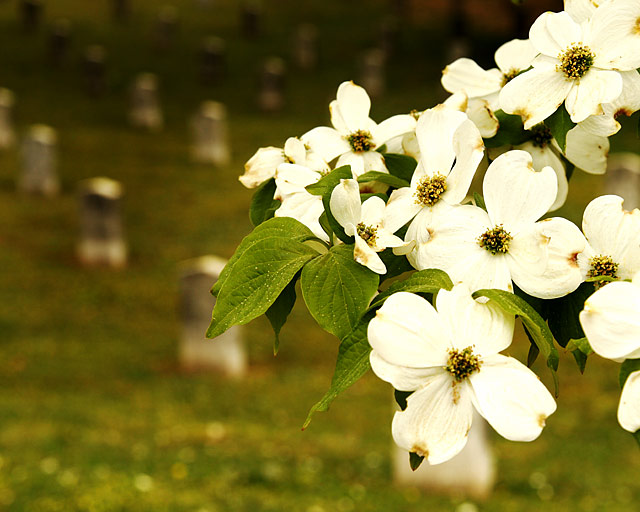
[77, 177, 127, 268]
[0, 88, 16, 150]
[200, 36, 226, 86]
[19, 124, 59, 196]
[191, 101, 230, 166]
[129, 73, 163, 131]
[179, 255, 247, 377]
[360, 48, 385, 99]
[258, 57, 286, 113]
[393, 406, 495, 500]
[605, 152, 640, 210]
[293, 24, 318, 71]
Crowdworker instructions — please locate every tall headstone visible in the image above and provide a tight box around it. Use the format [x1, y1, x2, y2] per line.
[83, 45, 107, 97]
[19, 124, 59, 196]
[258, 57, 285, 113]
[77, 177, 127, 268]
[48, 19, 71, 67]
[0, 88, 16, 150]
[393, 408, 495, 500]
[360, 48, 385, 99]
[154, 5, 178, 51]
[293, 24, 318, 71]
[191, 101, 231, 166]
[129, 73, 163, 131]
[19, 0, 42, 32]
[240, 1, 262, 39]
[605, 152, 640, 210]
[199, 36, 226, 86]
[179, 255, 247, 377]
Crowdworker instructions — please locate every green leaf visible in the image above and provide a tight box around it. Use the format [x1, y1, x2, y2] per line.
[619, 359, 640, 389]
[304, 165, 352, 196]
[546, 282, 594, 348]
[207, 220, 320, 338]
[571, 349, 588, 374]
[567, 337, 593, 356]
[301, 244, 379, 340]
[250, 178, 280, 227]
[395, 389, 412, 411]
[265, 275, 298, 355]
[211, 217, 319, 296]
[378, 249, 414, 283]
[634, 430, 640, 448]
[473, 288, 560, 394]
[358, 171, 410, 189]
[303, 316, 372, 429]
[545, 106, 576, 152]
[409, 452, 424, 471]
[524, 327, 540, 367]
[383, 153, 417, 182]
[484, 110, 529, 148]
[473, 192, 486, 211]
[371, 268, 453, 309]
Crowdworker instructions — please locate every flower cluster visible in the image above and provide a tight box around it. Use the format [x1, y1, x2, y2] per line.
[216, 0, 640, 468]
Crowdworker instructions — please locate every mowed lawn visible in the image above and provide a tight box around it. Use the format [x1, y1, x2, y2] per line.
[0, 1, 638, 510]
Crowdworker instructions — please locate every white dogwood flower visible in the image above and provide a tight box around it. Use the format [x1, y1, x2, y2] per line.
[500, 5, 640, 129]
[329, 178, 406, 274]
[619, 370, 640, 434]
[301, 81, 416, 177]
[368, 285, 556, 464]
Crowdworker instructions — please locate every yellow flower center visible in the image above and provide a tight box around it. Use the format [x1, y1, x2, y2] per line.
[446, 347, 482, 382]
[478, 225, 512, 255]
[529, 123, 553, 148]
[558, 43, 595, 80]
[346, 130, 375, 153]
[588, 255, 618, 288]
[356, 222, 378, 247]
[414, 174, 447, 206]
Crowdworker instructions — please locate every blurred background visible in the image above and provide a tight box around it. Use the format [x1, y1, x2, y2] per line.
[1, 0, 639, 510]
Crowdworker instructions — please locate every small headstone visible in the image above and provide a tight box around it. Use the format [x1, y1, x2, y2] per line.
[360, 48, 385, 99]
[191, 101, 231, 166]
[77, 177, 127, 268]
[129, 73, 163, 131]
[199, 36, 226, 86]
[111, 0, 130, 22]
[179, 255, 247, 377]
[258, 57, 286, 114]
[154, 5, 178, 51]
[19, 124, 59, 196]
[292, 23, 318, 71]
[240, 1, 262, 39]
[393, 408, 495, 500]
[48, 19, 71, 67]
[82, 45, 107, 97]
[379, 17, 400, 58]
[19, 0, 42, 32]
[0, 88, 16, 150]
[605, 152, 640, 210]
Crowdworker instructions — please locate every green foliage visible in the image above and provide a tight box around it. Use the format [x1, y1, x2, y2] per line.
[546, 282, 595, 348]
[473, 288, 560, 394]
[378, 249, 414, 283]
[301, 245, 379, 340]
[357, 171, 410, 189]
[484, 110, 529, 148]
[207, 218, 320, 338]
[566, 337, 593, 373]
[305, 165, 353, 196]
[545, 106, 576, 152]
[473, 192, 487, 211]
[250, 178, 280, 227]
[371, 268, 453, 309]
[619, 359, 640, 389]
[394, 389, 412, 411]
[266, 276, 298, 354]
[382, 153, 418, 182]
[409, 452, 425, 471]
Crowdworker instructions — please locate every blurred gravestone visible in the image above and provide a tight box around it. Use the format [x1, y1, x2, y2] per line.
[154, 5, 178, 51]
[379, 17, 400, 59]
[19, 0, 42, 32]
[393, 409, 495, 500]
[0, 88, 16, 150]
[191, 101, 230, 166]
[111, 0, 130, 22]
[360, 48, 385, 99]
[293, 24, 318, 71]
[199, 36, 226, 86]
[19, 124, 59, 196]
[83, 45, 107, 97]
[77, 177, 127, 268]
[605, 153, 640, 210]
[258, 57, 286, 113]
[240, 0, 262, 39]
[129, 72, 163, 131]
[48, 18, 71, 67]
[179, 255, 247, 377]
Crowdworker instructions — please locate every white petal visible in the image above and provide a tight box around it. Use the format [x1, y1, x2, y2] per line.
[506, 223, 556, 298]
[495, 38, 539, 74]
[354, 235, 386, 274]
[283, 137, 306, 163]
[517, 141, 568, 211]
[529, 11, 583, 57]
[336, 152, 365, 177]
[373, 114, 417, 146]
[499, 66, 572, 129]
[329, 178, 361, 230]
[275, 193, 329, 243]
[441, 58, 503, 97]
[368, 292, 451, 368]
[370, 351, 442, 392]
[483, 150, 557, 233]
[443, 118, 485, 204]
[392, 373, 474, 465]
[564, 0, 598, 24]
[240, 146, 284, 188]
[580, 280, 640, 360]
[435, 283, 515, 356]
[564, 124, 609, 175]
[564, 70, 623, 124]
[360, 195, 385, 226]
[588, 1, 640, 70]
[618, 370, 640, 433]
[416, 107, 468, 177]
[335, 81, 372, 133]
[470, 354, 557, 441]
[385, 187, 422, 234]
[302, 126, 351, 163]
[274, 163, 321, 200]
[466, 98, 499, 138]
[612, 70, 640, 116]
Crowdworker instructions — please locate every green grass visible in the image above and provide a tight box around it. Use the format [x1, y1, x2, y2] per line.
[0, 1, 639, 510]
